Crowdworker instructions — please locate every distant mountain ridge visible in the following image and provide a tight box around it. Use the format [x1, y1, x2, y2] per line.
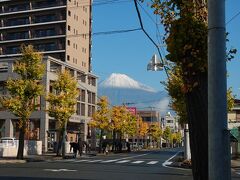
[98, 73, 171, 116]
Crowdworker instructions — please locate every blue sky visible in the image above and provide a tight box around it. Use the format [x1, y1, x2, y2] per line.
[91, 0, 240, 97]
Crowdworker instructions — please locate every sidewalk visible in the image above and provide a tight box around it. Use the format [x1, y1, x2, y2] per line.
[0, 152, 96, 164]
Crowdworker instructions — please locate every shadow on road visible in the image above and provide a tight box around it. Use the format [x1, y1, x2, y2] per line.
[0, 177, 90, 180]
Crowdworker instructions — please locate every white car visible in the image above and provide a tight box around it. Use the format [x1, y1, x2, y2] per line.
[0, 137, 17, 147]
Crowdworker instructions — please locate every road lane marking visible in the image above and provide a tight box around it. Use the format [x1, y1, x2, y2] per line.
[101, 159, 119, 163]
[116, 160, 131, 164]
[73, 160, 89, 163]
[162, 151, 190, 171]
[132, 161, 144, 164]
[44, 169, 77, 172]
[55, 159, 75, 162]
[147, 161, 158, 165]
[88, 160, 102, 163]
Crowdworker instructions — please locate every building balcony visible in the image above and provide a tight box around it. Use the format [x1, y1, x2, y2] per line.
[0, 20, 66, 30]
[0, 5, 66, 17]
[0, 50, 66, 58]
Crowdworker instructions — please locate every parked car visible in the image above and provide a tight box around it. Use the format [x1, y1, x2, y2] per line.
[0, 137, 17, 147]
[130, 142, 143, 149]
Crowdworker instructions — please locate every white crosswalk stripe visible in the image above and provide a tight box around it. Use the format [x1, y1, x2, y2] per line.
[101, 159, 118, 163]
[73, 160, 90, 163]
[88, 160, 102, 163]
[116, 160, 131, 164]
[147, 161, 158, 165]
[131, 161, 144, 164]
[50, 159, 159, 165]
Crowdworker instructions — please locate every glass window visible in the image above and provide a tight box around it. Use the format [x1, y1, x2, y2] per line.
[6, 3, 30, 12]
[81, 103, 85, 116]
[6, 31, 29, 40]
[35, 14, 56, 23]
[6, 46, 20, 54]
[34, 0, 58, 9]
[35, 28, 55, 37]
[81, 89, 85, 102]
[7, 17, 29, 26]
[0, 62, 8, 73]
[36, 43, 56, 51]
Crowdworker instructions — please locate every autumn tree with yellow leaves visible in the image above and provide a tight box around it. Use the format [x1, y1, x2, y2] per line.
[0, 45, 45, 159]
[89, 96, 111, 152]
[46, 70, 79, 157]
[150, 0, 236, 179]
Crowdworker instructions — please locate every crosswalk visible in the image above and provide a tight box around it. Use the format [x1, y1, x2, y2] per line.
[49, 158, 159, 166]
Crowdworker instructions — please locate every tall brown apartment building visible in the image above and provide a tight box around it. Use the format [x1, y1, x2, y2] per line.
[0, 0, 97, 152]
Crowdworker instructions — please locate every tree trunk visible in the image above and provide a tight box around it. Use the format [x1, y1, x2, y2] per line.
[17, 126, 26, 160]
[99, 129, 103, 153]
[185, 72, 208, 180]
[112, 130, 116, 152]
[56, 130, 63, 156]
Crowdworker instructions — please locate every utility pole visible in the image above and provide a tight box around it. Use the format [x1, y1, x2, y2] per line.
[208, 0, 231, 179]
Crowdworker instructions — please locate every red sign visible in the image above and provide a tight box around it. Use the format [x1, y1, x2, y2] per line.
[127, 107, 137, 115]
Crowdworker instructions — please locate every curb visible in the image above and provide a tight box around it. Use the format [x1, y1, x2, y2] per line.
[0, 160, 26, 164]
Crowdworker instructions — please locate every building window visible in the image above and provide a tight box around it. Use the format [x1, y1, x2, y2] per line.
[81, 103, 85, 116]
[68, 10, 71, 16]
[6, 3, 30, 12]
[35, 14, 56, 23]
[36, 43, 56, 51]
[7, 17, 29, 26]
[76, 103, 81, 115]
[68, 25, 71, 31]
[35, 28, 55, 37]
[7, 46, 20, 54]
[0, 63, 8, 73]
[67, 40, 70, 46]
[6, 31, 29, 40]
[67, 55, 70, 61]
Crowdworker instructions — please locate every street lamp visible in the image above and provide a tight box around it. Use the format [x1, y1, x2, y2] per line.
[147, 54, 164, 72]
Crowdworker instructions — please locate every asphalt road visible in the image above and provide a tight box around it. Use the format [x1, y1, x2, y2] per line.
[0, 149, 239, 180]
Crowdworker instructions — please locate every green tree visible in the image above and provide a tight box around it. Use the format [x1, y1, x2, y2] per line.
[89, 96, 111, 153]
[46, 70, 78, 157]
[0, 45, 44, 159]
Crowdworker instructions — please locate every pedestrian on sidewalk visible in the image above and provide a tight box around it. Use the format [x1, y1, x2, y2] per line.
[70, 142, 78, 158]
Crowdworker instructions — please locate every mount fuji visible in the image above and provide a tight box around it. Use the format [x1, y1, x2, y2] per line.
[98, 73, 171, 116]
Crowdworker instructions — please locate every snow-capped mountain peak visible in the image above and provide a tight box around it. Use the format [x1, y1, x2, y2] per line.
[99, 73, 156, 92]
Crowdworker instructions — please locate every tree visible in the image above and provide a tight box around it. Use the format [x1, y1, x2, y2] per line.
[0, 45, 44, 159]
[89, 96, 111, 153]
[149, 122, 162, 147]
[46, 70, 78, 157]
[163, 127, 172, 147]
[150, 1, 237, 178]
[110, 106, 124, 151]
[175, 131, 182, 147]
[138, 118, 148, 138]
[125, 113, 137, 139]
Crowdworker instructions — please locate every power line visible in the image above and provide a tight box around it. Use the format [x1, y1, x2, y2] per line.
[226, 10, 240, 25]
[67, 0, 132, 7]
[133, 0, 169, 79]
[66, 28, 142, 38]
